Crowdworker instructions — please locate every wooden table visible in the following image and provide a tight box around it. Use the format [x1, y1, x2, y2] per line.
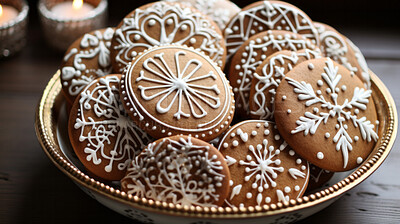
[0, 11, 399, 224]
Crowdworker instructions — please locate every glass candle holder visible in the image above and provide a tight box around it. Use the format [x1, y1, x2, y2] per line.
[38, 0, 108, 51]
[0, 0, 29, 58]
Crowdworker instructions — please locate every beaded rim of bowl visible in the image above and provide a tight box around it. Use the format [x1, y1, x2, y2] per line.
[35, 70, 397, 218]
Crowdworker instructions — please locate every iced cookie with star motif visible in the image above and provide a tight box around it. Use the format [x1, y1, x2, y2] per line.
[229, 30, 317, 117]
[217, 120, 309, 207]
[68, 74, 152, 181]
[249, 49, 322, 120]
[314, 22, 371, 89]
[275, 58, 379, 172]
[120, 45, 235, 142]
[224, 0, 319, 59]
[60, 28, 115, 105]
[121, 135, 231, 207]
[110, 1, 226, 73]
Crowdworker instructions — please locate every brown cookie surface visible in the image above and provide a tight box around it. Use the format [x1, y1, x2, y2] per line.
[229, 30, 316, 117]
[218, 120, 309, 207]
[275, 58, 379, 172]
[61, 28, 115, 105]
[120, 45, 235, 141]
[121, 135, 230, 207]
[110, 1, 226, 73]
[68, 74, 152, 181]
[224, 0, 319, 59]
[249, 49, 321, 120]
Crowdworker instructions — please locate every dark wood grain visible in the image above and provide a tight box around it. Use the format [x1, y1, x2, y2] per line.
[0, 2, 400, 224]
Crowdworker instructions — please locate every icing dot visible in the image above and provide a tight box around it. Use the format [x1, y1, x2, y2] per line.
[284, 186, 291, 193]
[342, 85, 347, 91]
[354, 109, 360, 114]
[289, 150, 295, 156]
[301, 165, 306, 170]
[251, 131, 257, 136]
[148, 19, 156, 26]
[316, 90, 322, 95]
[317, 152, 324, 160]
[335, 87, 340, 92]
[264, 122, 269, 128]
[131, 51, 137, 57]
[274, 135, 280, 140]
[232, 140, 239, 147]
[256, 123, 261, 128]
[246, 193, 252, 199]
[326, 88, 332, 93]
[335, 124, 340, 129]
[190, 38, 196, 44]
[166, 18, 173, 25]
[287, 109, 292, 114]
[264, 130, 270, 136]
[308, 63, 315, 70]
[230, 133, 236, 137]
[282, 95, 287, 100]
[233, 26, 239, 31]
[317, 80, 323, 86]
[235, 65, 241, 70]
[313, 107, 319, 113]
[230, 180, 233, 186]
[265, 197, 271, 203]
[295, 185, 300, 191]
[181, 24, 188, 30]
[354, 136, 359, 141]
[325, 133, 330, 138]
[134, 34, 140, 40]
[223, 143, 228, 148]
[357, 157, 363, 164]
[296, 159, 302, 164]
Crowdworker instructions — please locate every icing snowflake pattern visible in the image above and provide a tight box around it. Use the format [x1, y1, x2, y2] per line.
[136, 50, 221, 120]
[74, 76, 151, 173]
[286, 59, 378, 168]
[62, 28, 114, 96]
[112, 2, 224, 71]
[123, 136, 225, 207]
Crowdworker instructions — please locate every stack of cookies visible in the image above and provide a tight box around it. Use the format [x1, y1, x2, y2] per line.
[60, 0, 379, 208]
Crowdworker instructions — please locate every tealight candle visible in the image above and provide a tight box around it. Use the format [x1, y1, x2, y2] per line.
[0, 4, 18, 26]
[51, 0, 94, 19]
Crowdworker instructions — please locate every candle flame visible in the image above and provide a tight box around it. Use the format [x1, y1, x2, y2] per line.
[72, 0, 83, 10]
[0, 4, 3, 17]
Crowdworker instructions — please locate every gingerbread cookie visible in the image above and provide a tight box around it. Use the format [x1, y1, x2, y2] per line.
[345, 36, 371, 89]
[315, 22, 371, 89]
[229, 30, 316, 117]
[218, 120, 309, 207]
[110, 1, 226, 73]
[121, 135, 230, 207]
[224, 0, 319, 59]
[275, 58, 378, 172]
[306, 164, 334, 192]
[61, 27, 115, 105]
[165, 0, 240, 31]
[249, 49, 322, 120]
[68, 74, 152, 181]
[120, 45, 235, 141]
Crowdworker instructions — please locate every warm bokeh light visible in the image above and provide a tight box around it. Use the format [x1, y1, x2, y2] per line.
[72, 0, 83, 10]
[0, 4, 3, 17]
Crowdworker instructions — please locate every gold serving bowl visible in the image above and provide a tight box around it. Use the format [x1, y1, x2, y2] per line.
[35, 70, 397, 224]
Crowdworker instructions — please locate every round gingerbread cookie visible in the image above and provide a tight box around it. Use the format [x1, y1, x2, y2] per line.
[306, 164, 334, 192]
[229, 30, 316, 117]
[110, 1, 226, 73]
[121, 135, 230, 207]
[345, 36, 371, 89]
[274, 58, 379, 172]
[249, 49, 322, 120]
[314, 22, 371, 89]
[218, 120, 309, 207]
[224, 0, 319, 59]
[68, 74, 152, 181]
[61, 27, 115, 105]
[120, 45, 235, 142]
[164, 0, 240, 31]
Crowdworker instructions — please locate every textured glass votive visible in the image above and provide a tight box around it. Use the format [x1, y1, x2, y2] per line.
[38, 0, 108, 51]
[0, 0, 28, 58]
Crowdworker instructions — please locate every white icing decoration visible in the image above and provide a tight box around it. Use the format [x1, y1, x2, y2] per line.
[237, 128, 249, 142]
[357, 157, 363, 164]
[230, 184, 242, 200]
[276, 189, 289, 203]
[287, 58, 378, 168]
[288, 168, 306, 180]
[225, 155, 237, 166]
[317, 152, 324, 160]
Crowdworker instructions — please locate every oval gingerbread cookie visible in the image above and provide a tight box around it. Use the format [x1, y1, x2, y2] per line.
[121, 135, 230, 207]
[120, 45, 235, 141]
[61, 27, 115, 105]
[110, 1, 226, 72]
[275, 58, 379, 172]
[224, 0, 319, 59]
[69, 74, 152, 181]
[218, 120, 309, 207]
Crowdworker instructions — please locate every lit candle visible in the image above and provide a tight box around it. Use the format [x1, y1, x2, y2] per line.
[51, 0, 94, 19]
[0, 4, 18, 26]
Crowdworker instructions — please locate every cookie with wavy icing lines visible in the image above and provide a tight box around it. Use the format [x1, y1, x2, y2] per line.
[275, 58, 378, 172]
[306, 164, 334, 192]
[314, 22, 371, 89]
[164, 0, 240, 31]
[249, 49, 322, 120]
[229, 30, 316, 117]
[345, 36, 371, 89]
[61, 28, 115, 105]
[120, 45, 235, 141]
[224, 0, 319, 59]
[68, 74, 152, 181]
[121, 135, 230, 207]
[110, 1, 226, 73]
[218, 120, 309, 207]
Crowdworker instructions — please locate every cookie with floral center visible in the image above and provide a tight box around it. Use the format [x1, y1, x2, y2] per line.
[110, 1, 226, 73]
[164, 0, 240, 31]
[314, 22, 371, 89]
[217, 120, 309, 207]
[229, 30, 317, 117]
[120, 45, 235, 141]
[249, 49, 322, 120]
[121, 135, 230, 207]
[274, 58, 379, 172]
[60, 27, 115, 105]
[224, 0, 319, 59]
[306, 164, 334, 192]
[69, 74, 152, 181]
